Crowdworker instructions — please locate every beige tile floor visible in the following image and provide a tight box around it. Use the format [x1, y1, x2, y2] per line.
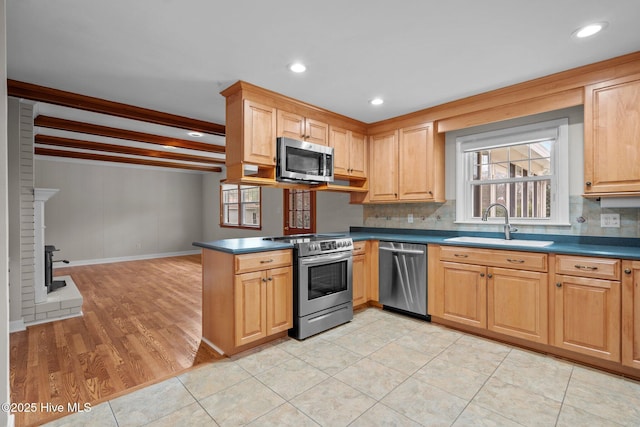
[44, 308, 640, 427]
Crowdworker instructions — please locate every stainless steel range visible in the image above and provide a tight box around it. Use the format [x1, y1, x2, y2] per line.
[266, 234, 353, 339]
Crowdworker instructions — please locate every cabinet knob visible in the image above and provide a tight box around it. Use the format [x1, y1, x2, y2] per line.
[262, 278, 267, 283]
[487, 273, 493, 278]
[625, 268, 632, 275]
[556, 282, 562, 288]
[585, 181, 592, 186]
[268, 277, 273, 281]
[480, 273, 485, 277]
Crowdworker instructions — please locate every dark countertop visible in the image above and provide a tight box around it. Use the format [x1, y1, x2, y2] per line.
[193, 227, 640, 259]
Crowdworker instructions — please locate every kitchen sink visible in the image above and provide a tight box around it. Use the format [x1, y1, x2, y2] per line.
[444, 236, 554, 247]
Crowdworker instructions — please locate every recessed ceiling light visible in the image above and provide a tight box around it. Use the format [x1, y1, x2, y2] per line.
[573, 22, 607, 38]
[370, 97, 384, 106]
[163, 145, 179, 150]
[289, 62, 307, 73]
[188, 131, 204, 138]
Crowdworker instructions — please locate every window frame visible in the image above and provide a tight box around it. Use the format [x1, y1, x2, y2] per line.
[455, 118, 570, 226]
[220, 184, 262, 230]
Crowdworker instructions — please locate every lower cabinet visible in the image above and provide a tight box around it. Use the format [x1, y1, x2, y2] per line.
[488, 267, 548, 343]
[552, 274, 620, 361]
[437, 261, 486, 328]
[352, 240, 379, 306]
[235, 266, 292, 346]
[202, 248, 292, 355]
[352, 255, 366, 305]
[552, 255, 621, 362]
[430, 245, 548, 344]
[622, 260, 640, 369]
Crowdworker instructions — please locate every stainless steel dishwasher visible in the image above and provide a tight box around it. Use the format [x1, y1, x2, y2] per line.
[378, 241, 428, 319]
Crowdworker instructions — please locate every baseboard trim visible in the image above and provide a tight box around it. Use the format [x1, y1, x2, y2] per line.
[54, 250, 200, 268]
[23, 311, 84, 328]
[9, 319, 26, 333]
[201, 336, 224, 356]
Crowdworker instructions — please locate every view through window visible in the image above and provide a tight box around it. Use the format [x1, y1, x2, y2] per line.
[221, 184, 261, 228]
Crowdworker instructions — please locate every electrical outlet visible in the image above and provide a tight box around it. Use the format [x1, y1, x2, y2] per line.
[407, 213, 414, 223]
[600, 213, 620, 228]
[136, 242, 142, 249]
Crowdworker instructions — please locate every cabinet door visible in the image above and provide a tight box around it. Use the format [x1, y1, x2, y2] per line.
[622, 261, 640, 369]
[266, 266, 293, 335]
[305, 118, 329, 146]
[584, 74, 640, 194]
[243, 100, 277, 166]
[352, 253, 367, 306]
[329, 125, 350, 176]
[234, 271, 267, 346]
[349, 131, 367, 178]
[487, 267, 548, 343]
[369, 131, 398, 201]
[553, 274, 621, 362]
[277, 110, 305, 140]
[398, 123, 435, 201]
[438, 261, 487, 328]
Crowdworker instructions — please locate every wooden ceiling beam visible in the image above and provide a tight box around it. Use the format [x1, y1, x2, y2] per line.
[35, 134, 225, 165]
[35, 115, 225, 154]
[8, 79, 226, 136]
[35, 147, 222, 172]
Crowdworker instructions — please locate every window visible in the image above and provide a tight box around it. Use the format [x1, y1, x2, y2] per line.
[284, 189, 315, 235]
[220, 184, 261, 228]
[456, 118, 569, 225]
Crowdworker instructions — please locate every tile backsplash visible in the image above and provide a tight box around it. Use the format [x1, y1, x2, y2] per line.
[363, 196, 640, 238]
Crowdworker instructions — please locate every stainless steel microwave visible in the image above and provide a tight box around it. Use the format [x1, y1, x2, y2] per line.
[276, 137, 334, 183]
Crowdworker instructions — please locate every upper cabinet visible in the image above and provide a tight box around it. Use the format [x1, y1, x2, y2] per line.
[242, 100, 277, 166]
[221, 81, 368, 190]
[278, 110, 329, 146]
[368, 122, 445, 203]
[329, 126, 367, 178]
[368, 130, 398, 201]
[584, 73, 640, 196]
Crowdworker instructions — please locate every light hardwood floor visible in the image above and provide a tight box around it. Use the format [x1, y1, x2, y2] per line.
[9, 255, 221, 427]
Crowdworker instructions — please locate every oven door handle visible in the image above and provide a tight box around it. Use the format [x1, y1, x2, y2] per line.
[300, 252, 351, 265]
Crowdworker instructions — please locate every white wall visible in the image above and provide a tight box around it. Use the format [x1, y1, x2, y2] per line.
[35, 158, 205, 263]
[1, 1, 11, 425]
[202, 173, 362, 241]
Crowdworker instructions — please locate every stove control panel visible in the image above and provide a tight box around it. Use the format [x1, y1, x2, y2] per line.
[300, 238, 353, 256]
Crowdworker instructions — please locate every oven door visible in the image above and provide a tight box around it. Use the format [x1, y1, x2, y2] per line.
[298, 251, 352, 317]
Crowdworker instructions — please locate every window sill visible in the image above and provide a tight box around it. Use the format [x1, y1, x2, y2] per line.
[220, 224, 262, 230]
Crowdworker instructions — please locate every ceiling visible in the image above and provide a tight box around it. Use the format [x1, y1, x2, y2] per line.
[6, 0, 640, 171]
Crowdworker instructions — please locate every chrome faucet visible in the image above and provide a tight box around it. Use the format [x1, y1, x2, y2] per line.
[482, 203, 518, 240]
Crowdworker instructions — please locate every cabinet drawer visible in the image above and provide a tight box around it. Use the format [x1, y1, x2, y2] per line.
[353, 241, 366, 255]
[556, 255, 620, 280]
[235, 250, 292, 274]
[440, 245, 547, 272]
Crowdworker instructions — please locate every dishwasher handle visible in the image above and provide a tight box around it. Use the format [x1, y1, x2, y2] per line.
[379, 246, 425, 255]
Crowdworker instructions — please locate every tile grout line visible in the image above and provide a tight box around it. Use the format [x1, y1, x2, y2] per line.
[448, 346, 515, 426]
